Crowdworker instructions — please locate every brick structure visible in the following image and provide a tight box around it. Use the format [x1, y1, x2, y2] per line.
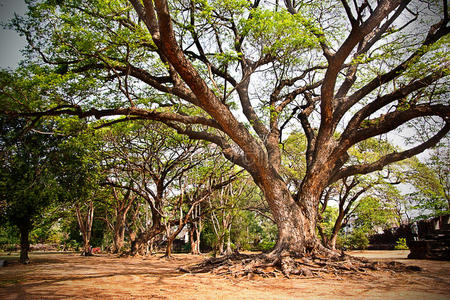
[407, 215, 450, 260]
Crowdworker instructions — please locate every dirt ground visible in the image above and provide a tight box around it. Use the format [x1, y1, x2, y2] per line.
[0, 250, 449, 299]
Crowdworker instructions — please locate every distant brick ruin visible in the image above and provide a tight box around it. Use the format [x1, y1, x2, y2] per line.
[407, 215, 450, 260]
[369, 215, 450, 260]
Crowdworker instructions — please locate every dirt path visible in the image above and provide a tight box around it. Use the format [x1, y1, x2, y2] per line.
[0, 250, 449, 299]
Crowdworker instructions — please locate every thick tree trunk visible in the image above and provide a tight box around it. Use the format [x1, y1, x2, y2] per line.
[112, 212, 126, 253]
[19, 225, 31, 264]
[262, 177, 322, 257]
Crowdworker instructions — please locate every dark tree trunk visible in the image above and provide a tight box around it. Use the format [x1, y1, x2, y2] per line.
[112, 212, 126, 253]
[19, 225, 31, 264]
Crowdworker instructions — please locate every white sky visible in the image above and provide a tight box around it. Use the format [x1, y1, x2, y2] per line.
[0, 0, 27, 69]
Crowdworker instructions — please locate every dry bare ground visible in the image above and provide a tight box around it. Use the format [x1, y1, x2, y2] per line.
[0, 250, 449, 299]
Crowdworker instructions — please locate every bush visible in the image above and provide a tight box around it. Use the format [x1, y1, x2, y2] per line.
[394, 238, 409, 250]
[256, 241, 275, 252]
[343, 230, 369, 250]
[66, 240, 81, 251]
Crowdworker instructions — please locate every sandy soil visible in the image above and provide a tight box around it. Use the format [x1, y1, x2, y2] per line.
[0, 250, 449, 299]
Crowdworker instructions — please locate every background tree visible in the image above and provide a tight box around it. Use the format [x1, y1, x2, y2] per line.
[317, 138, 406, 249]
[100, 186, 137, 253]
[102, 121, 211, 255]
[0, 117, 63, 263]
[207, 174, 254, 256]
[60, 131, 106, 255]
[406, 138, 450, 219]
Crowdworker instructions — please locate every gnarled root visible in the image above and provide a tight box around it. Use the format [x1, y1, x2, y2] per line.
[179, 248, 422, 279]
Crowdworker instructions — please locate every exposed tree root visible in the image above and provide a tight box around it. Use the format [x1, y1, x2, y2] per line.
[178, 250, 422, 279]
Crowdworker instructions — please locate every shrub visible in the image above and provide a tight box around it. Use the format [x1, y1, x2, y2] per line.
[394, 238, 409, 250]
[257, 241, 276, 252]
[344, 230, 369, 250]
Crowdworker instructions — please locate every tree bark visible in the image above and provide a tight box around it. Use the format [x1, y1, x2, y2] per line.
[165, 238, 173, 257]
[189, 224, 196, 254]
[195, 222, 202, 254]
[112, 211, 126, 253]
[225, 227, 232, 255]
[19, 224, 31, 264]
[129, 198, 163, 256]
[262, 176, 322, 257]
[328, 213, 345, 250]
[130, 226, 162, 255]
[165, 222, 189, 257]
[189, 220, 202, 255]
[82, 235, 92, 256]
[76, 201, 94, 256]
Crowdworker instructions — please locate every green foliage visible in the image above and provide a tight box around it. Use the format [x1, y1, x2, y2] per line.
[0, 117, 63, 235]
[281, 132, 308, 186]
[200, 222, 216, 252]
[0, 224, 20, 250]
[341, 229, 369, 250]
[256, 241, 276, 252]
[240, 8, 319, 57]
[353, 196, 396, 232]
[30, 222, 64, 244]
[406, 141, 450, 220]
[394, 238, 409, 250]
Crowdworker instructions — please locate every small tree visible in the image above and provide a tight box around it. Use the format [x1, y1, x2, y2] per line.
[101, 186, 137, 253]
[406, 138, 450, 218]
[102, 121, 205, 255]
[0, 117, 63, 263]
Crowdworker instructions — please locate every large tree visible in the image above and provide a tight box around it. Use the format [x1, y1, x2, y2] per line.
[2, 0, 449, 274]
